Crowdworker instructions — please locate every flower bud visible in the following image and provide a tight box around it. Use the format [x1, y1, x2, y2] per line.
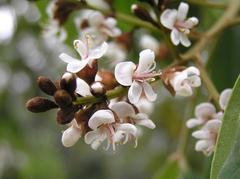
[54, 90, 72, 108]
[90, 82, 106, 97]
[60, 72, 76, 94]
[57, 107, 75, 124]
[37, 76, 57, 96]
[26, 97, 58, 113]
[97, 71, 118, 90]
[131, 4, 155, 24]
[76, 60, 98, 84]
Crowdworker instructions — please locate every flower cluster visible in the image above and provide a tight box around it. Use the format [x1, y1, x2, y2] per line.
[186, 89, 232, 156]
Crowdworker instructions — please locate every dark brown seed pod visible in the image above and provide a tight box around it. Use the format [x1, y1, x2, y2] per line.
[90, 81, 106, 97]
[26, 97, 58, 113]
[54, 90, 72, 108]
[97, 71, 118, 90]
[37, 76, 57, 96]
[76, 60, 98, 84]
[60, 72, 77, 94]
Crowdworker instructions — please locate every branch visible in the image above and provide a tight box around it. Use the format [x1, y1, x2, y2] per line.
[187, 0, 227, 9]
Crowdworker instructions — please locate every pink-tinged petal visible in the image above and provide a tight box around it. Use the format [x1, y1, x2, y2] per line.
[185, 17, 199, 28]
[88, 41, 108, 65]
[61, 126, 81, 147]
[219, 88, 232, 110]
[110, 101, 135, 119]
[117, 123, 137, 136]
[177, 2, 189, 21]
[192, 130, 210, 139]
[76, 78, 92, 96]
[185, 66, 200, 76]
[128, 81, 142, 104]
[170, 28, 181, 46]
[115, 61, 136, 86]
[205, 119, 221, 132]
[88, 11, 105, 26]
[142, 82, 157, 102]
[186, 118, 204, 128]
[160, 9, 177, 29]
[134, 113, 156, 129]
[195, 102, 216, 120]
[88, 110, 115, 130]
[180, 33, 191, 47]
[135, 49, 156, 74]
[66, 60, 89, 73]
[195, 140, 210, 151]
[73, 40, 88, 59]
[59, 53, 79, 64]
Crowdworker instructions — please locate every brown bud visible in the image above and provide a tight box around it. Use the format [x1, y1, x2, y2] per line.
[57, 107, 75, 124]
[131, 4, 156, 25]
[90, 81, 106, 97]
[26, 97, 58, 113]
[60, 72, 76, 94]
[37, 76, 57, 96]
[97, 71, 118, 90]
[76, 60, 98, 84]
[54, 90, 72, 108]
[80, 19, 89, 29]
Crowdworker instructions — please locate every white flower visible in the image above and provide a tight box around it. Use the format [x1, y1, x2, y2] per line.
[135, 98, 154, 115]
[219, 88, 232, 110]
[75, 77, 92, 97]
[170, 66, 201, 96]
[139, 34, 160, 54]
[62, 119, 82, 147]
[186, 102, 222, 128]
[114, 49, 158, 104]
[192, 119, 221, 156]
[59, 36, 108, 73]
[160, 2, 198, 47]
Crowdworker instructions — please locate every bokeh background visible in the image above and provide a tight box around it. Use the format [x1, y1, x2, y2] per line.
[0, 0, 239, 178]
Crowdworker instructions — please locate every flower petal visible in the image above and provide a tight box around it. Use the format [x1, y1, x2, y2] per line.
[186, 118, 204, 128]
[117, 123, 137, 136]
[177, 2, 189, 21]
[76, 78, 92, 96]
[142, 82, 157, 102]
[88, 110, 115, 130]
[66, 60, 89, 73]
[185, 17, 199, 28]
[88, 41, 108, 62]
[59, 53, 79, 64]
[135, 49, 156, 74]
[84, 130, 100, 144]
[180, 33, 191, 47]
[114, 61, 136, 86]
[88, 11, 105, 26]
[187, 75, 201, 87]
[219, 88, 232, 110]
[128, 81, 142, 104]
[192, 130, 210, 139]
[195, 102, 216, 120]
[195, 140, 210, 152]
[185, 66, 200, 76]
[205, 119, 221, 132]
[170, 28, 181, 46]
[73, 40, 88, 59]
[62, 126, 81, 147]
[134, 113, 156, 129]
[110, 101, 135, 119]
[160, 9, 177, 29]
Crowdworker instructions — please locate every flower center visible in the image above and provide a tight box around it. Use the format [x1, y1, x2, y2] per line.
[174, 20, 191, 34]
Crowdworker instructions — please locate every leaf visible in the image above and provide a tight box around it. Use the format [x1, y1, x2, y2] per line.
[210, 75, 240, 179]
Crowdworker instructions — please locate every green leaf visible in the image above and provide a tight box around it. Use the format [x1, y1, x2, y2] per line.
[210, 75, 240, 179]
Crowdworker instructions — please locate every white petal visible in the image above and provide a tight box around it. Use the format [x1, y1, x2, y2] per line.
[192, 130, 210, 139]
[180, 33, 191, 47]
[170, 28, 181, 46]
[205, 119, 221, 132]
[105, 17, 117, 27]
[73, 40, 88, 59]
[76, 78, 92, 96]
[62, 126, 81, 147]
[110, 101, 135, 118]
[139, 34, 160, 53]
[84, 130, 100, 144]
[112, 130, 125, 143]
[142, 82, 157, 102]
[86, 0, 110, 11]
[187, 76, 201, 87]
[67, 60, 89, 73]
[175, 83, 193, 96]
[88, 41, 108, 62]
[128, 81, 143, 104]
[160, 9, 177, 29]
[117, 123, 137, 136]
[88, 11, 105, 26]
[195, 102, 216, 120]
[177, 2, 189, 21]
[59, 53, 79, 64]
[136, 98, 154, 115]
[114, 61, 136, 86]
[88, 110, 115, 130]
[186, 118, 204, 128]
[135, 49, 156, 74]
[195, 140, 210, 152]
[134, 113, 156, 129]
[185, 17, 199, 28]
[185, 66, 200, 76]
[219, 88, 232, 110]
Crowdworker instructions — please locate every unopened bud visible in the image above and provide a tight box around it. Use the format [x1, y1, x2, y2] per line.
[57, 107, 75, 124]
[131, 4, 155, 23]
[76, 60, 98, 84]
[90, 81, 106, 97]
[26, 97, 58, 113]
[60, 72, 76, 94]
[97, 71, 118, 90]
[37, 76, 57, 96]
[54, 90, 72, 108]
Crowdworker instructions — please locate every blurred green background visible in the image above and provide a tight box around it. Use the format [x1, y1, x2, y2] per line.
[0, 0, 239, 178]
